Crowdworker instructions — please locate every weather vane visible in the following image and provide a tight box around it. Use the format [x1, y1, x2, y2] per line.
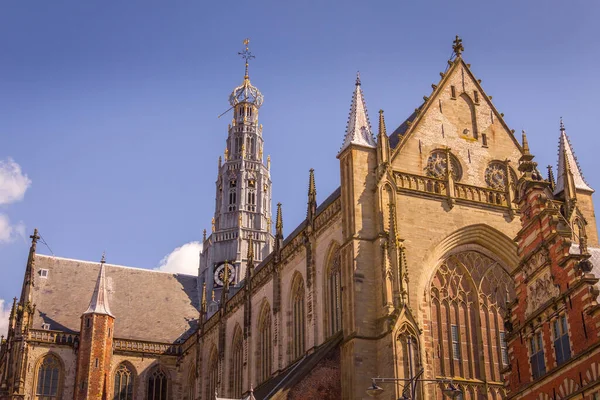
[238, 38, 255, 79]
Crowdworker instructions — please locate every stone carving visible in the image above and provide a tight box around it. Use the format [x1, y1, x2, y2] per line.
[525, 271, 559, 317]
[522, 249, 549, 279]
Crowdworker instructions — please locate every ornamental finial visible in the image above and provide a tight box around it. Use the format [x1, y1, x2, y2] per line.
[238, 38, 255, 80]
[560, 117, 565, 132]
[356, 71, 361, 86]
[452, 35, 464, 57]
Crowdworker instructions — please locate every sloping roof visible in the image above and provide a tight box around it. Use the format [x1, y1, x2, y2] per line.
[555, 125, 593, 194]
[32, 254, 199, 343]
[338, 74, 376, 154]
[389, 108, 420, 149]
[253, 333, 342, 400]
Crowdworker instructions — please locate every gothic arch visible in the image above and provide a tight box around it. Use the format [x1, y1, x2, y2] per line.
[113, 361, 137, 400]
[256, 299, 272, 386]
[32, 352, 65, 400]
[206, 346, 219, 400]
[289, 271, 306, 362]
[229, 324, 243, 398]
[323, 241, 342, 338]
[422, 243, 515, 397]
[394, 323, 423, 398]
[146, 363, 170, 400]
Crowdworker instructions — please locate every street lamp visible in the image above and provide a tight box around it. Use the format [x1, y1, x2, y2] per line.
[366, 336, 463, 399]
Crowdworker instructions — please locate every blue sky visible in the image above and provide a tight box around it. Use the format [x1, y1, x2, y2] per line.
[1, 1, 600, 333]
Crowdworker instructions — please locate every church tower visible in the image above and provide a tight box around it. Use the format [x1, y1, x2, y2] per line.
[200, 39, 273, 297]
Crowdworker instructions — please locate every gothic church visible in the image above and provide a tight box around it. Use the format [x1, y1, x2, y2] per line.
[1, 37, 599, 400]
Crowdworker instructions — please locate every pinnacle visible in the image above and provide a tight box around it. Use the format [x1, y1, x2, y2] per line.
[83, 256, 114, 317]
[275, 203, 283, 237]
[378, 110, 387, 136]
[555, 119, 593, 194]
[339, 74, 376, 155]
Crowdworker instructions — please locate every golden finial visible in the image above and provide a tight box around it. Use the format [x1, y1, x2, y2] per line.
[259, 146, 263, 160]
[238, 38, 255, 80]
[266, 217, 271, 232]
[241, 143, 246, 157]
[238, 213, 243, 227]
[452, 35, 464, 57]
[259, 124, 263, 134]
[224, 147, 229, 161]
[267, 155, 271, 170]
[211, 290, 215, 302]
[211, 217, 216, 232]
[201, 282, 207, 312]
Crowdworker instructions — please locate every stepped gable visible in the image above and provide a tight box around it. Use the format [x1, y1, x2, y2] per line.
[31, 254, 199, 343]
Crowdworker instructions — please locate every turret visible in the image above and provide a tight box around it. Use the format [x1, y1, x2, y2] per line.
[74, 254, 115, 400]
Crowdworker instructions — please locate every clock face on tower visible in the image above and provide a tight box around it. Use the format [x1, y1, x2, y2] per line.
[213, 262, 235, 287]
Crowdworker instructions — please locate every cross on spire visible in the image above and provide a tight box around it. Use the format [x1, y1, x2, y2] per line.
[238, 38, 255, 80]
[452, 35, 464, 57]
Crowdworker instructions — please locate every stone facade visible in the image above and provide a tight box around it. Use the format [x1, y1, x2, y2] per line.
[0, 38, 599, 400]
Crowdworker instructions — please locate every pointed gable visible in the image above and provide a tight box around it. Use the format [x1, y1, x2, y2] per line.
[555, 120, 593, 194]
[339, 73, 376, 154]
[387, 44, 523, 188]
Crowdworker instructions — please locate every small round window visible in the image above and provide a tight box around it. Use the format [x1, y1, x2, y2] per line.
[425, 150, 462, 181]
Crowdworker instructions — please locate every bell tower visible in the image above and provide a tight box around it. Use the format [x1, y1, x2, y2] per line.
[200, 39, 273, 297]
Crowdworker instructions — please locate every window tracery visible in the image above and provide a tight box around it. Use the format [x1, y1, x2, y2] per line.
[257, 302, 272, 385]
[113, 363, 134, 400]
[485, 162, 517, 191]
[35, 354, 62, 400]
[425, 150, 462, 181]
[291, 274, 306, 360]
[206, 349, 218, 400]
[147, 366, 168, 400]
[230, 328, 243, 398]
[326, 247, 342, 337]
[428, 250, 514, 385]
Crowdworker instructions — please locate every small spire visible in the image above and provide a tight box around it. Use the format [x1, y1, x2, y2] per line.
[547, 165, 556, 190]
[238, 38, 255, 80]
[20, 229, 40, 305]
[84, 253, 114, 317]
[452, 35, 464, 57]
[521, 130, 530, 155]
[378, 109, 387, 136]
[518, 130, 538, 178]
[339, 74, 376, 154]
[555, 118, 593, 194]
[275, 203, 283, 238]
[201, 282, 207, 314]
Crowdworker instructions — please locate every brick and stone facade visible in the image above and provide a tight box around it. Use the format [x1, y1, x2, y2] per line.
[0, 37, 598, 400]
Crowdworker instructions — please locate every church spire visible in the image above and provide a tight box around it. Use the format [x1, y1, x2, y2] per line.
[84, 253, 114, 317]
[555, 118, 593, 195]
[339, 72, 376, 155]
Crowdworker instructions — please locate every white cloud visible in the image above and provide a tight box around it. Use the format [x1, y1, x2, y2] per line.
[0, 158, 31, 205]
[0, 214, 26, 244]
[0, 298, 11, 337]
[156, 241, 203, 275]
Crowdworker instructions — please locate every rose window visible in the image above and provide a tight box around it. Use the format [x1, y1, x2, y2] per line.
[425, 150, 462, 181]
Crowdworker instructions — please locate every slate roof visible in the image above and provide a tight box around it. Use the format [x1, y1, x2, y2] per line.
[32, 254, 199, 343]
[389, 107, 420, 149]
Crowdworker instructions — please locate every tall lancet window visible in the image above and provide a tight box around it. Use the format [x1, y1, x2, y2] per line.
[186, 367, 195, 400]
[147, 366, 168, 400]
[206, 349, 219, 400]
[326, 246, 342, 337]
[113, 363, 134, 400]
[230, 327, 244, 398]
[291, 273, 306, 361]
[35, 354, 63, 399]
[257, 302, 272, 385]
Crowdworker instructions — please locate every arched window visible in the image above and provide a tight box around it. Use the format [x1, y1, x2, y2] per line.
[206, 349, 218, 400]
[291, 273, 306, 360]
[257, 302, 272, 384]
[113, 363, 134, 400]
[35, 354, 62, 399]
[186, 367, 195, 400]
[326, 246, 342, 337]
[427, 250, 514, 388]
[230, 327, 243, 398]
[147, 366, 168, 400]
